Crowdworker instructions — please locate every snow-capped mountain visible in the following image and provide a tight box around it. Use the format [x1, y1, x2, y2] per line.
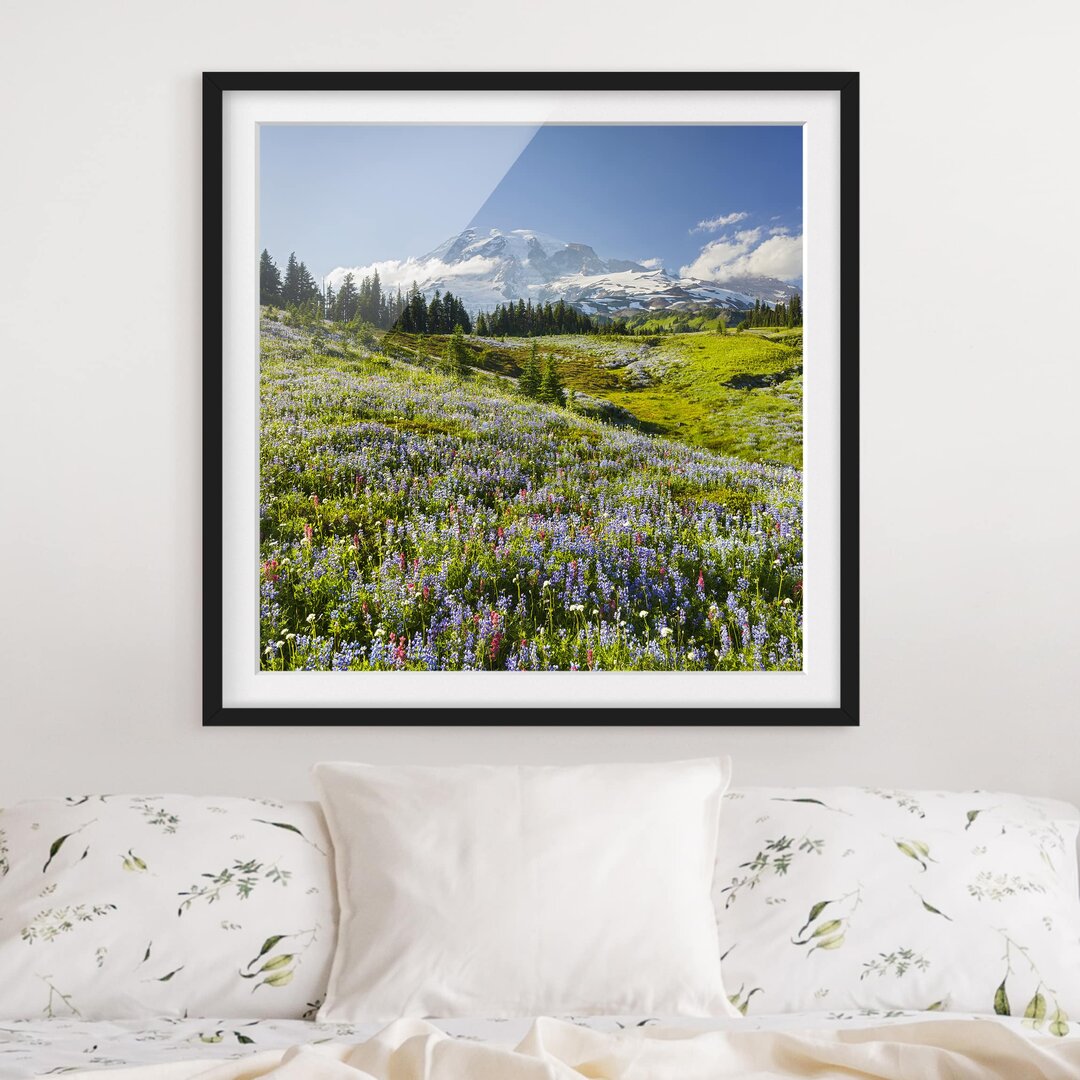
[412, 228, 795, 316]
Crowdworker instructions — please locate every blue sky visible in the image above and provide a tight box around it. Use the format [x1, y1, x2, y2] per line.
[260, 124, 803, 286]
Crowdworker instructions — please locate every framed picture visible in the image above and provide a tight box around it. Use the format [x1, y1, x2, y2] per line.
[204, 72, 858, 724]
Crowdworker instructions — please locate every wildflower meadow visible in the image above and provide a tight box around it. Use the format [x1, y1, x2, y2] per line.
[259, 314, 803, 672]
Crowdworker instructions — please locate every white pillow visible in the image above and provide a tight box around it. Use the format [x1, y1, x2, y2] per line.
[314, 759, 737, 1022]
[714, 787, 1080, 1029]
[0, 795, 336, 1020]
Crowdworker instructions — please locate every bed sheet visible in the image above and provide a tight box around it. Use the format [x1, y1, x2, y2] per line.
[3, 1010, 1079, 1078]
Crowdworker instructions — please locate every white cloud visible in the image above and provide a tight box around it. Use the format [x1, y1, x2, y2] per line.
[679, 229, 760, 278]
[637, 257, 662, 269]
[692, 210, 749, 233]
[768, 225, 790, 236]
[680, 231, 803, 284]
[325, 255, 501, 293]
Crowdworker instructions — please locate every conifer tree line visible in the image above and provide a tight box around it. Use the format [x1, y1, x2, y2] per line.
[475, 299, 622, 337]
[260, 249, 801, 337]
[325, 271, 406, 327]
[260, 250, 322, 309]
[396, 285, 472, 334]
[738, 294, 803, 330]
[261, 250, 471, 332]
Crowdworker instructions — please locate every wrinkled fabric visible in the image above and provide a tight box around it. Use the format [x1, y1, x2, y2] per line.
[66, 1017, 1080, 1080]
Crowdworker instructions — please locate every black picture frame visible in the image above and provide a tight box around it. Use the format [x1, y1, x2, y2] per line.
[203, 71, 859, 726]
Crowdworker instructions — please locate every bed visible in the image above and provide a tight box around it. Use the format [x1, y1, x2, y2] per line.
[3, 766, 1080, 1079]
[4, 1012, 1080, 1078]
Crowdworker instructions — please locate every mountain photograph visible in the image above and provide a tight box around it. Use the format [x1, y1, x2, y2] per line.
[256, 123, 804, 673]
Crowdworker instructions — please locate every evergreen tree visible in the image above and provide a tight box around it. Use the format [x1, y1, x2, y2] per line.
[259, 249, 283, 306]
[282, 252, 301, 305]
[334, 272, 359, 322]
[539, 356, 564, 406]
[519, 342, 542, 398]
[443, 324, 469, 378]
[297, 262, 319, 306]
[406, 283, 427, 333]
[427, 291, 444, 334]
[370, 270, 383, 325]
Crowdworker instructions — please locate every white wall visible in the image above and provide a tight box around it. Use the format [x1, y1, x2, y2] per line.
[1, 1, 1077, 805]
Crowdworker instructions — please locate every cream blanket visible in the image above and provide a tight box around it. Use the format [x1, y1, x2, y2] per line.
[83, 1017, 1080, 1080]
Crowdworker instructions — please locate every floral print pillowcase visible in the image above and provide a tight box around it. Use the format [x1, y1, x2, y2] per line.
[714, 788, 1080, 1033]
[0, 796, 336, 1020]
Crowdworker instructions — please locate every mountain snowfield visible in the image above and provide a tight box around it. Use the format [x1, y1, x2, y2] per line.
[327, 227, 800, 318]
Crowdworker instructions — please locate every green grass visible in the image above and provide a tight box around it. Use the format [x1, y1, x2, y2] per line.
[603, 334, 802, 467]
[362, 324, 802, 467]
[447, 332, 803, 468]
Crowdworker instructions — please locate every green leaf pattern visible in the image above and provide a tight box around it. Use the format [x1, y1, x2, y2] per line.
[21, 905, 117, 944]
[714, 787, 1080, 1031]
[0, 795, 334, 1020]
[177, 859, 292, 914]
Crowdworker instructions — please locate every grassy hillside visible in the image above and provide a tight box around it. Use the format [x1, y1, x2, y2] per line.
[259, 313, 803, 673]
[396, 329, 803, 467]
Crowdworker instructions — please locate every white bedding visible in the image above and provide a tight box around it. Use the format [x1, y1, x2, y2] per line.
[3, 1012, 1080, 1079]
